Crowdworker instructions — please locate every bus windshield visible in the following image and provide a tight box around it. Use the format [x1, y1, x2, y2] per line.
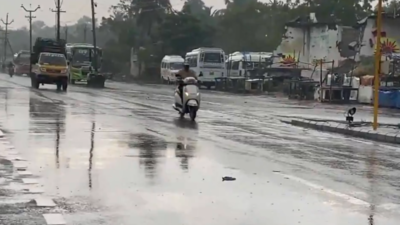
[39, 53, 67, 66]
[201, 52, 223, 63]
[72, 48, 101, 63]
[170, 62, 183, 70]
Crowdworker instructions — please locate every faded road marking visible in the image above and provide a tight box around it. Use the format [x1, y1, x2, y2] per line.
[22, 178, 39, 184]
[43, 213, 66, 224]
[35, 198, 56, 207]
[276, 172, 370, 206]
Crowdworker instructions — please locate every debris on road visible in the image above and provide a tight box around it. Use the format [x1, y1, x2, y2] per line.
[222, 176, 236, 181]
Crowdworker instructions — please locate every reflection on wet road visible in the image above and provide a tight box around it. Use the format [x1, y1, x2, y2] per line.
[0, 74, 400, 224]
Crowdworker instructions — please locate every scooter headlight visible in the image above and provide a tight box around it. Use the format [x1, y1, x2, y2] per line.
[196, 92, 200, 96]
[185, 92, 189, 96]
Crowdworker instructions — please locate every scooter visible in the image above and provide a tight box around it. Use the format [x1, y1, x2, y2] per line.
[172, 75, 200, 121]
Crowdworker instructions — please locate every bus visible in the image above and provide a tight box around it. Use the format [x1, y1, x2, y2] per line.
[65, 43, 103, 85]
[160, 55, 184, 84]
[185, 47, 226, 89]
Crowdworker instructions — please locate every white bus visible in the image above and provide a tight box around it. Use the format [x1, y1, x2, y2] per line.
[160, 55, 184, 83]
[185, 47, 226, 89]
[226, 52, 273, 78]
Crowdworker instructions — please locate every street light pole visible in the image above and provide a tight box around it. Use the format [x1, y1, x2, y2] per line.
[90, 0, 98, 73]
[1, 13, 14, 66]
[373, 0, 383, 130]
[21, 4, 40, 76]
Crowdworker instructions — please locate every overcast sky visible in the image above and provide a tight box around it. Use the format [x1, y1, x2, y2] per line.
[2, 0, 380, 29]
[1, 0, 226, 28]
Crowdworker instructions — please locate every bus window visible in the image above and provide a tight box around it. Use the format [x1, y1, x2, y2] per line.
[226, 61, 232, 70]
[232, 61, 239, 70]
[202, 52, 222, 63]
[192, 56, 197, 67]
[170, 62, 183, 70]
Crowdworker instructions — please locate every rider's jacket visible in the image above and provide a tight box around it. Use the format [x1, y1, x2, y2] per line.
[177, 69, 197, 79]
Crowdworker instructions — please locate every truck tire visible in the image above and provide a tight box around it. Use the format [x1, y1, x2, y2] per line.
[98, 77, 105, 88]
[62, 82, 68, 91]
[31, 77, 39, 89]
[56, 82, 62, 91]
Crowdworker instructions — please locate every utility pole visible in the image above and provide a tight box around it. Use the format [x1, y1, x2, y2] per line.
[21, 4, 40, 76]
[83, 24, 87, 43]
[90, 0, 98, 73]
[64, 26, 68, 42]
[1, 13, 13, 65]
[373, 0, 383, 130]
[50, 0, 65, 41]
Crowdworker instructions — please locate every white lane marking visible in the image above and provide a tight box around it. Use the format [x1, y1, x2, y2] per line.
[5, 151, 19, 155]
[276, 172, 369, 207]
[43, 214, 66, 224]
[278, 173, 400, 211]
[18, 171, 33, 176]
[35, 198, 56, 207]
[22, 178, 38, 184]
[14, 162, 27, 169]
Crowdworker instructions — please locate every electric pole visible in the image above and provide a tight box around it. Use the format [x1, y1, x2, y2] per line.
[83, 24, 87, 43]
[21, 4, 40, 76]
[64, 26, 68, 42]
[90, 0, 98, 73]
[1, 13, 13, 65]
[50, 0, 65, 41]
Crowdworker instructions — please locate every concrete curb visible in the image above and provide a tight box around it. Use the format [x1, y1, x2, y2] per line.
[290, 119, 400, 144]
[0, 129, 67, 224]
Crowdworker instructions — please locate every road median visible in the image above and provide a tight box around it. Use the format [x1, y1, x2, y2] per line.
[286, 119, 400, 144]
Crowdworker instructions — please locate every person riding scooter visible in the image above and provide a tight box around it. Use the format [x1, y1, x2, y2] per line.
[176, 63, 197, 101]
[7, 61, 14, 76]
[7, 61, 13, 69]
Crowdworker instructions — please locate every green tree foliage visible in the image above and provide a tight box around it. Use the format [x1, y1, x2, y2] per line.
[4, 0, 377, 73]
[156, 11, 214, 56]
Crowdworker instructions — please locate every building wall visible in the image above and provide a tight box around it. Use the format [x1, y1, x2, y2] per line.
[274, 25, 344, 70]
[359, 18, 400, 57]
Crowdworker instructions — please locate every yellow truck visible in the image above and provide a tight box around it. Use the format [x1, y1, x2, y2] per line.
[31, 52, 69, 91]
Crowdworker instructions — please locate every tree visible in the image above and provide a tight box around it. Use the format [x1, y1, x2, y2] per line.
[156, 11, 214, 56]
[5, 0, 376, 76]
[383, 0, 400, 13]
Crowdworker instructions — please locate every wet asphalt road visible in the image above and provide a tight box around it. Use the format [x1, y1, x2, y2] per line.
[0, 73, 400, 224]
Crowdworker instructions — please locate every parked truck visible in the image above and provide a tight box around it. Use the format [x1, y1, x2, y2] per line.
[30, 38, 69, 91]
